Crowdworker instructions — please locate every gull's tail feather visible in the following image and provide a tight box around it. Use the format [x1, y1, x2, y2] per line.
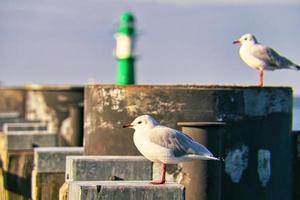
[289, 64, 300, 70]
[183, 154, 221, 161]
[209, 156, 222, 161]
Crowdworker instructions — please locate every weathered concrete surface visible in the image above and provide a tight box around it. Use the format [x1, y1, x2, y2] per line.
[68, 181, 185, 200]
[0, 115, 21, 131]
[84, 85, 292, 155]
[84, 85, 293, 200]
[0, 133, 58, 200]
[1, 133, 57, 150]
[3, 122, 48, 133]
[0, 88, 26, 117]
[0, 86, 84, 146]
[34, 147, 84, 173]
[32, 147, 84, 200]
[293, 131, 300, 200]
[65, 156, 152, 182]
[0, 118, 41, 132]
[175, 123, 225, 200]
[24, 86, 84, 146]
[59, 104, 84, 147]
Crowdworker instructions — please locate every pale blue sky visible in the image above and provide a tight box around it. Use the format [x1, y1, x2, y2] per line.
[0, 0, 299, 95]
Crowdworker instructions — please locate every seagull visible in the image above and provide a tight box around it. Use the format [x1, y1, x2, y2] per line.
[123, 115, 219, 184]
[233, 33, 300, 87]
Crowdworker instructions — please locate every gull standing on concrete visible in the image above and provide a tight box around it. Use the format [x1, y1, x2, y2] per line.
[123, 115, 219, 184]
[233, 33, 300, 87]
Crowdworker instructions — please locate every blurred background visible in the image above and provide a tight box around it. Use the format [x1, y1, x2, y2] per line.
[0, 0, 299, 129]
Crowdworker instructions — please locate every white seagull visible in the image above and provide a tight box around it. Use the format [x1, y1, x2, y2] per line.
[233, 33, 300, 87]
[123, 115, 219, 184]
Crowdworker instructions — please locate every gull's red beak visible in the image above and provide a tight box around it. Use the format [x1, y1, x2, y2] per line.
[123, 124, 133, 128]
[233, 40, 240, 44]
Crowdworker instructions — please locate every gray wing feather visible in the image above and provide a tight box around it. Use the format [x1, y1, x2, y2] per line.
[148, 126, 213, 157]
[251, 45, 294, 68]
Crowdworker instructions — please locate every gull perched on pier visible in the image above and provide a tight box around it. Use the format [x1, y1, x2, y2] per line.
[233, 33, 300, 87]
[123, 115, 219, 184]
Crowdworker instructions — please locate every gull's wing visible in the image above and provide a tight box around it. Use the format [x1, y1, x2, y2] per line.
[147, 125, 213, 157]
[250, 44, 295, 69]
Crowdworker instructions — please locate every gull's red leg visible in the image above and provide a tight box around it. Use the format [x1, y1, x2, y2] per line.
[151, 163, 166, 184]
[259, 68, 264, 87]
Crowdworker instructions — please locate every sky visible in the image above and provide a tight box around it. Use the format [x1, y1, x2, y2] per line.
[0, 0, 300, 95]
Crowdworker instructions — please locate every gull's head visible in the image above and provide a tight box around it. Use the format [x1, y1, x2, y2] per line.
[122, 115, 159, 130]
[233, 33, 258, 46]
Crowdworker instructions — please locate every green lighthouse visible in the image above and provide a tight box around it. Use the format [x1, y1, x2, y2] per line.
[115, 12, 136, 85]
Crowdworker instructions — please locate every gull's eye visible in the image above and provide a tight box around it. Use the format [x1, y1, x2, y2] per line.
[138, 121, 142, 124]
[244, 37, 247, 40]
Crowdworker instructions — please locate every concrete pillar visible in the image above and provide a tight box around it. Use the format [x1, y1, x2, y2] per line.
[68, 181, 185, 200]
[59, 104, 84, 146]
[32, 147, 84, 200]
[24, 86, 84, 146]
[292, 131, 300, 200]
[0, 132, 57, 200]
[177, 122, 225, 200]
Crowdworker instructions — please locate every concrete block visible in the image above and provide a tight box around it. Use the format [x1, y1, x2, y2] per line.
[0, 118, 40, 131]
[65, 156, 152, 182]
[68, 181, 185, 200]
[34, 147, 84, 173]
[1, 133, 57, 150]
[24, 86, 84, 146]
[32, 147, 84, 200]
[0, 112, 20, 127]
[0, 112, 20, 118]
[0, 86, 84, 146]
[3, 122, 48, 133]
[0, 133, 58, 199]
[0, 88, 26, 118]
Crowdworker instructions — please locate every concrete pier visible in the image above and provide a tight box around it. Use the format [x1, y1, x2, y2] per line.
[0, 132, 57, 150]
[0, 86, 84, 146]
[0, 132, 57, 200]
[68, 181, 185, 200]
[32, 147, 84, 200]
[84, 85, 293, 200]
[65, 156, 152, 182]
[3, 122, 48, 133]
